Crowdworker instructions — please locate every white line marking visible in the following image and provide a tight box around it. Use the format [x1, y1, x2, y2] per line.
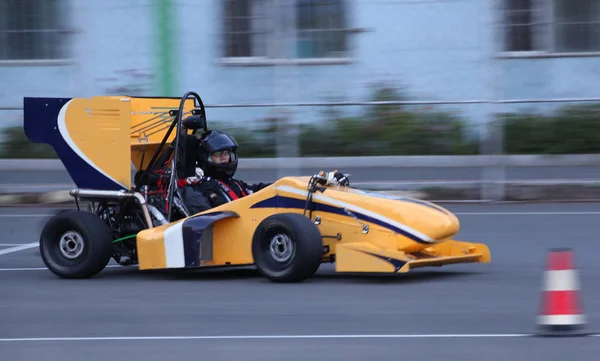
[0, 242, 38, 256]
[0, 333, 541, 342]
[0, 265, 133, 272]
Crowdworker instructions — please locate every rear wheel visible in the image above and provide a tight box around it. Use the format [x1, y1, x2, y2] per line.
[252, 213, 323, 282]
[40, 210, 114, 279]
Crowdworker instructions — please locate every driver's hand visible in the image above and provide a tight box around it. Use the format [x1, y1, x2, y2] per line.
[315, 170, 350, 187]
[315, 171, 329, 185]
[333, 171, 350, 186]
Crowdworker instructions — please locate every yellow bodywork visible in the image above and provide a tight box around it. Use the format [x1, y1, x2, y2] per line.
[135, 176, 491, 274]
[23, 93, 491, 275]
[28, 95, 197, 190]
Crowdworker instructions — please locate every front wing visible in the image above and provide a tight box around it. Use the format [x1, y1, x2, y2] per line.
[335, 239, 491, 273]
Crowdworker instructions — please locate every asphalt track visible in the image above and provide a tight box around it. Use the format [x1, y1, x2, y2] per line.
[2, 203, 600, 360]
[1, 165, 599, 192]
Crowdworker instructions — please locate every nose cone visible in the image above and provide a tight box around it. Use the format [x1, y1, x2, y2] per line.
[336, 189, 461, 246]
[430, 209, 460, 241]
[385, 196, 461, 243]
[402, 201, 460, 242]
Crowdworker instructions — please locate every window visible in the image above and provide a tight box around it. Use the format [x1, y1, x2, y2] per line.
[296, 0, 349, 58]
[222, 0, 269, 58]
[0, 0, 70, 62]
[503, 0, 536, 52]
[553, 0, 600, 52]
[502, 0, 600, 55]
[221, 0, 351, 63]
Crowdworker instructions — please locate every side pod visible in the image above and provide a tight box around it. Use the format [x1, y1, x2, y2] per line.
[136, 211, 240, 270]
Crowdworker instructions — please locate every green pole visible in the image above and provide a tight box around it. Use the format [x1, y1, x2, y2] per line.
[155, 0, 175, 96]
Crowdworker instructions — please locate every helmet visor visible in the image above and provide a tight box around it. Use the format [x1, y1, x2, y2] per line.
[203, 133, 238, 153]
[209, 149, 237, 164]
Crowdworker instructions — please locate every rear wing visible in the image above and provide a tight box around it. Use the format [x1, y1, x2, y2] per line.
[23, 94, 200, 191]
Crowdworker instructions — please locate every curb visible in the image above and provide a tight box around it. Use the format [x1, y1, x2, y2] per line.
[0, 190, 73, 206]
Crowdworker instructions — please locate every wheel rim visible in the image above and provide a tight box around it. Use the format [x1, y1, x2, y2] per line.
[58, 231, 85, 259]
[269, 233, 294, 263]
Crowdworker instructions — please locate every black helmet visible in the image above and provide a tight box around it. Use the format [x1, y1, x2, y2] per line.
[196, 130, 239, 179]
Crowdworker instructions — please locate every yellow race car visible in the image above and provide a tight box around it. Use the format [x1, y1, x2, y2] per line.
[24, 91, 491, 282]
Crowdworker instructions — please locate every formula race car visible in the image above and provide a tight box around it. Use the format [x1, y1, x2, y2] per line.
[23, 91, 491, 282]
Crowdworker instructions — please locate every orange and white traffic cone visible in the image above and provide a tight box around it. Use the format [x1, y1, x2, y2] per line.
[537, 248, 588, 336]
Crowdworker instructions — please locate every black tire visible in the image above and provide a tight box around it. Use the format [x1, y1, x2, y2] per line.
[36, 209, 71, 256]
[252, 213, 323, 282]
[39, 210, 114, 279]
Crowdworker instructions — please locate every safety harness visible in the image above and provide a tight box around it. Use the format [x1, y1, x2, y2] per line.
[215, 178, 247, 201]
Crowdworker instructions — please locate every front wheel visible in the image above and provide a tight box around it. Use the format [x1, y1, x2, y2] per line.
[252, 213, 324, 282]
[39, 210, 114, 279]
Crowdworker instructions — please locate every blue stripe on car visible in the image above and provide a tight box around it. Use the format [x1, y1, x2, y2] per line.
[356, 250, 407, 272]
[250, 196, 430, 245]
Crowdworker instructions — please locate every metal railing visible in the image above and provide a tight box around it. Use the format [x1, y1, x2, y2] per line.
[5, 96, 600, 110]
[2, 96, 600, 201]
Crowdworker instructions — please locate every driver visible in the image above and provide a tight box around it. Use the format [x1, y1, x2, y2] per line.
[188, 129, 271, 211]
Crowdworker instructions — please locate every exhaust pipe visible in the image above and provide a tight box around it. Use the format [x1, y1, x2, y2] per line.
[69, 189, 154, 228]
